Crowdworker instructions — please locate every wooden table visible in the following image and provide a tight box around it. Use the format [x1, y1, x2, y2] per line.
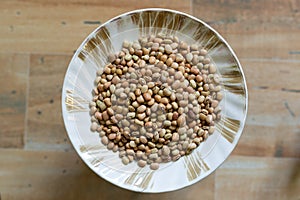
[0, 0, 299, 199]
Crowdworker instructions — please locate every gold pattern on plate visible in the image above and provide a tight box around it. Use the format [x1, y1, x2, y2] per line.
[90, 158, 103, 167]
[220, 65, 246, 95]
[65, 90, 89, 112]
[184, 151, 210, 181]
[78, 27, 112, 61]
[125, 169, 154, 190]
[79, 144, 106, 153]
[223, 84, 245, 95]
[216, 117, 241, 143]
[79, 145, 105, 167]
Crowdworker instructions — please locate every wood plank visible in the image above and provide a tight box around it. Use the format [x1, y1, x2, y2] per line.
[231, 59, 300, 158]
[0, 149, 214, 200]
[0, 53, 28, 148]
[26, 54, 73, 150]
[0, 0, 191, 54]
[192, 0, 300, 60]
[241, 59, 300, 94]
[215, 156, 300, 200]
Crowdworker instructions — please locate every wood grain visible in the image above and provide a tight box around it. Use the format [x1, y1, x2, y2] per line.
[0, 149, 214, 200]
[192, 0, 300, 60]
[0, 54, 28, 148]
[26, 54, 73, 150]
[216, 156, 300, 200]
[0, 0, 191, 54]
[231, 59, 300, 158]
[0, 0, 299, 199]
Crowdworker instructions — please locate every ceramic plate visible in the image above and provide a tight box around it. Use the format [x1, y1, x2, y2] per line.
[62, 8, 248, 193]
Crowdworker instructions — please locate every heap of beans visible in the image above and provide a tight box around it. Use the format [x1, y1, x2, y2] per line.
[89, 33, 222, 170]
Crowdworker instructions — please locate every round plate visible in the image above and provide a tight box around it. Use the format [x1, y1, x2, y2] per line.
[62, 8, 248, 193]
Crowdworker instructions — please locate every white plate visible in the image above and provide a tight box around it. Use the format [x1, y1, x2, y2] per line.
[62, 8, 248, 193]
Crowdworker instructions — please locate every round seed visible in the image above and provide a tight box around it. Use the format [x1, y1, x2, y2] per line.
[138, 160, 147, 168]
[166, 58, 173, 66]
[122, 156, 130, 165]
[140, 136, 147, 144]
[141, 85, 148, 93]
[172, 132, 179, 141]
[150, 163, 159, 170]
[164, 133, 172, 140]
[101, 136, 109, 145]
[143, 92, 152, 101]
[200, 48, 207, 56]
[208, 126, 215, 134]
[137, 105, 146, 113]
[148, 142, 156, 148]
[172, 149, 180, 156]
[186, 53, 193, 62]
[137, 113, 146, 120]
[164, 120, 172, 127]
[165, 45, 172, 54]
[162, 146, 170, 156]
[177, 114, 186, 127]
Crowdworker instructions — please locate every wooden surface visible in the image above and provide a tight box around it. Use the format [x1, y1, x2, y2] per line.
[0, 0, 299, 199]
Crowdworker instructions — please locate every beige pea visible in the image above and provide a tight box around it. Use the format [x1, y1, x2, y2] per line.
[160, 97, 169, 104]
[137, 105, 147, 113]
[90, 122, 98, 132]
[172, 132, 179, 142]
[188, 142, 197, 150]
[140, 136, 148, 144]
[186, 53, 193, 62]
[206, 114, 213, 124]
[149, 153, 158, 160]
[166, 58, 173, 66]
[143, 92, 152, 101]
[208, 126, 215, 134]
[162, 146, 170, 156]
[170, 42, 178, 49]
[135, 119, 144, 126]
[164, 133, 172, 140]
[190, 80, 197, 88]
[147, 98, 155, 106]
[200, 48, 207, 56]
[137, 95, 145, 103]
[163, 120, 172, 127]
[172, 149, 180, 156]
[149, 56, 156, 64]
[203, 57, 210, 64]
[90, 106, 97, 115]
[122, 156, 130, 165]
[216, 92, 223, 101]
[148, 142, 156, 148]
[107, 141, 114, 150]
[137, 113, 146, 120]
[126, 149, 135, 156]
[108, 133, 117, 140]
[203, 131, 209, 140]
[141, 85, 148, 93]
[136, 151, 144, 158]
[138, 160, 147, 168]
[150, 163, 159, 170]
[179, 100, 188, 107]
[165, 44, 172, 54]
[177, 114, 186, 127]
[208, 64, 217, 74]
[98, 129, 105, 137]
[101, 136, 109, 145]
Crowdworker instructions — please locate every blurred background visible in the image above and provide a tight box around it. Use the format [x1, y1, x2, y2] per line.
[0, 0, 299, 199]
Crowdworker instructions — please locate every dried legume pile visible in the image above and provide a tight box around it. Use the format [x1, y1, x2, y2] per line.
[89, 34, 222, 170]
